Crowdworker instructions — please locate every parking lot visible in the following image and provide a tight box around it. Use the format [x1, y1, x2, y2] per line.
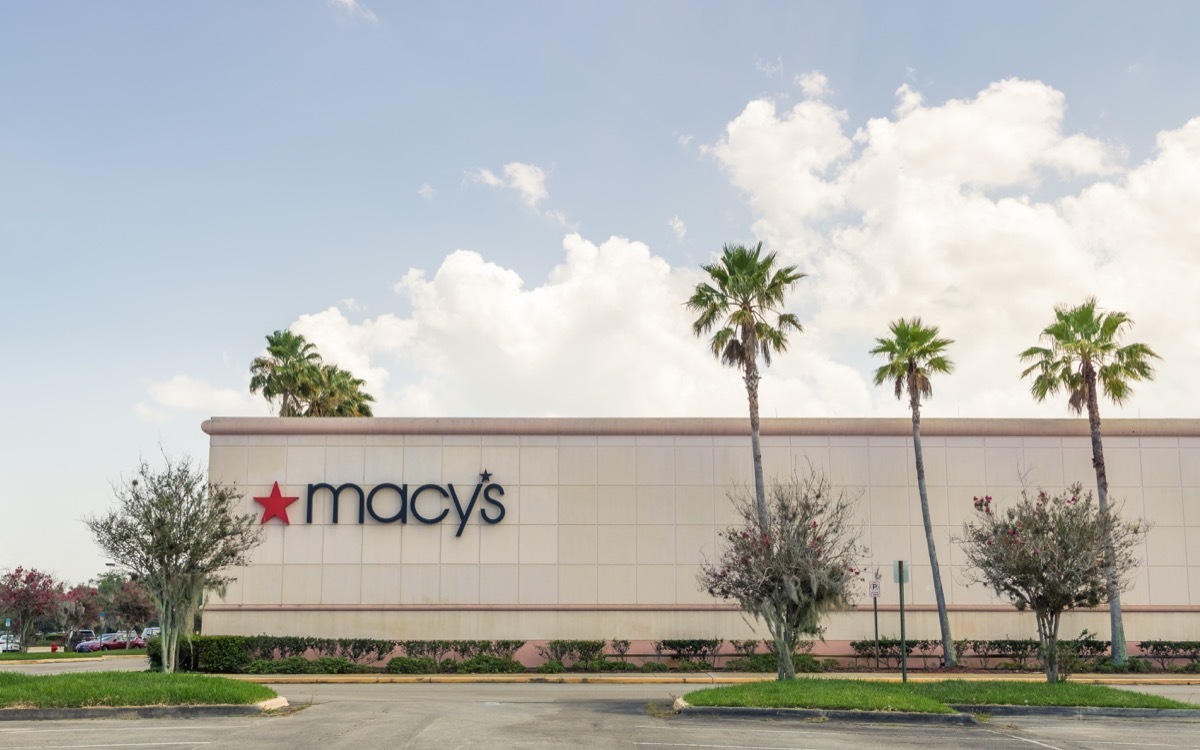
[1, 659, 1198, 749]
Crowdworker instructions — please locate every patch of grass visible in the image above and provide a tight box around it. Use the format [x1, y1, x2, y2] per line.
[910, 680, 1198, 710]
[685, 678, 953, 714]
[0, 671, 276, 709]
[0, 652, 105, 661]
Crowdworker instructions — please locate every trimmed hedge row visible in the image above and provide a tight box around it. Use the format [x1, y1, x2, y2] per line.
[148, 636, 529, 674]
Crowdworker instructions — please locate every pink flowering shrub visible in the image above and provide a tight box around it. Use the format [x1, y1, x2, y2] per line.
[958, 483, 1146, 682]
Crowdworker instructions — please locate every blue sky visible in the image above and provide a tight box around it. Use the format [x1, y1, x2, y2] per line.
[4, 1, 1199, 584]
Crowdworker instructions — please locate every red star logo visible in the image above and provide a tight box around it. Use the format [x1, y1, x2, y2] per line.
[254, 482, 298, 525]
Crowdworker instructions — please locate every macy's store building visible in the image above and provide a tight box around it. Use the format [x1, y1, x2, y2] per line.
[202, 417, 1200, 647]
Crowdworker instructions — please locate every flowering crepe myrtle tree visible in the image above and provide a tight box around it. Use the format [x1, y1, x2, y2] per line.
[57, 584, 101, 644]
[958, 484, 1146, 683]
[0, 567, 63, 652]
[698, 470, 866, 680]
[86, 454, 261, 673]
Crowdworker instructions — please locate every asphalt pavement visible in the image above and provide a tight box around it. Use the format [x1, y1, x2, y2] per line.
[3, 658, 1200, 749]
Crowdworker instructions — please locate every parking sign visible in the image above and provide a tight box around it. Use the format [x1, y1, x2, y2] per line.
[868, 580, 881, 598]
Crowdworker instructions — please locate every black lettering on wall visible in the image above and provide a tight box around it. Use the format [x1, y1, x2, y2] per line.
[307, 483, 366, 524]
[480, 483, 506, 524]
[410, 483, 450, 524]
[448, 482, 483, 538]
[367, 483, 408, 524]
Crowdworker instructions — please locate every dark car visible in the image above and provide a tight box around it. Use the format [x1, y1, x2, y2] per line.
[68, 629, 96, 650]
[76, 632, 134, 652]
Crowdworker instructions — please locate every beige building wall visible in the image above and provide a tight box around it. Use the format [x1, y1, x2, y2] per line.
[203, 417, 1200, 643]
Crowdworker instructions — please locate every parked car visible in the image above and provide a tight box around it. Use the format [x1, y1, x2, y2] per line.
[141, 627, 161, 640]
[0, 635, 20, 653]
[75, 632, 138, 653]
[67, 629, 96, 650]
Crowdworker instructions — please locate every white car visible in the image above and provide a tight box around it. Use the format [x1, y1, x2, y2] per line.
[141, 627, 161, 640]
[0, 635, 20, 653]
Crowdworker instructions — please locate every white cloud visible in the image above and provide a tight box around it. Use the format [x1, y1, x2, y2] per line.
[136, 375, 259, 422]
[328, 0, 378, 24]
[795, 70, 831, 98]
[417, 183, 435, 200]
[755, 56, 784, 78]
[290, 308, 416, 411]
[676, 133, 694, 149]
[668, 215, 686, 241]
[706, 76, 1194, 420]
[502, 162, 549, 208]
[256, 77, 1197, 427]
[468, 168, 504, 188]
[470, 161, 568, 224]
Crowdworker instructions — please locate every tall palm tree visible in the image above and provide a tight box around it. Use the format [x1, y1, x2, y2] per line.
[249, 330, 323, 416]
[303, 364, 376, 417]
[1019, 297, 1159, 665]
[687, 243, 805, 526]
[870, 318, 957, 666]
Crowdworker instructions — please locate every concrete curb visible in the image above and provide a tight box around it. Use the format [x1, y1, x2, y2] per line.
[0, 697, 289, 722]
[678, 705, 977, 725]
[0, 654, 146, 667]
[948, 704, 1200, 720]
[227, 672, 1200, 686]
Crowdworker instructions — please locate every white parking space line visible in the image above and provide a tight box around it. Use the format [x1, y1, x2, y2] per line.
[0, 726, 252, 735]
[990, 733, 1064, 750]
[634, 726, 840, 737]
[635, 744, 818, 750]
[0, 743, 209, 749]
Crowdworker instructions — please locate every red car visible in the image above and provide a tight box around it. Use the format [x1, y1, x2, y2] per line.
[75, 632, 145, 652]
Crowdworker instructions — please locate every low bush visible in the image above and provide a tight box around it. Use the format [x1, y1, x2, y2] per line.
[386, 656, 439, 674]
[536, 659, 565, 674]
[725, 653, 777, 672]
[639, 661, 670, 673]
[456, 655, 525, 674]
[244, 656, 313, 674]
[676, 659, 713, 672]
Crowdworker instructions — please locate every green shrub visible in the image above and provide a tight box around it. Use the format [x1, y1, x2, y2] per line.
[729, 639, 761, 658]
[640, 661, 670, 673]
[385, 656, 439, 674]
[821, 657, 841, 671]
[537, 659, 565, 674]
[488, 640, 527, 659]
[1138, 640, 1200, 670]
[196, 635, 251, 674]
[676, 659, 714, 672]
[725, 653, 777, 672]
[243, 656, 314, 674]
[578, 662, 638, 672]
[794, 654, 822, 673]
[657, 639, 723, 662]
[456, 655, 525, 674]
[147, 637, 162, 671]
[439, 658, 458, 673]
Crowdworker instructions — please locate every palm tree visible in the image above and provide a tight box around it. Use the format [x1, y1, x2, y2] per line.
[249, 330, 323, 416]
[687, 243, 805, 526]
[1019, 297, 1159, 665]
[303, 364, 376, 417]
[870, 318, 957, 666]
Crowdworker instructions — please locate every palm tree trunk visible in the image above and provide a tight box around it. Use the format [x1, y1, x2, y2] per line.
[912, 400, 956, 666]
[744, 359, 767, 529]
[1085, 366, 1127, 665]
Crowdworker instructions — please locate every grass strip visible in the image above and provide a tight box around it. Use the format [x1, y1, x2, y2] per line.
[685, 678, 953, 714]
[909, 680, 1197, 710]
[0, 652, 104, 661]
[0, 671, 276, 709]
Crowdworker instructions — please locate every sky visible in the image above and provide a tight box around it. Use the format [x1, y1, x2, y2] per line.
[3, 1, 1199, 585]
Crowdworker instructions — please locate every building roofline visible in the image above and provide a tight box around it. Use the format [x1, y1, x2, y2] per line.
[202, 416, 1200, 438]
